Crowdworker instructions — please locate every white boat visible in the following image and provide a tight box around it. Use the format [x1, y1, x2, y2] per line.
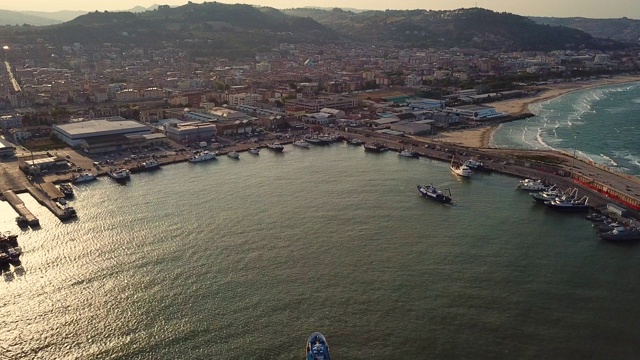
[293, 140, 310, 148]
[108, 168, 130, 180]
[545, 195, 590, 212]
[450, 158, 472, 177]
[267, 143, 284, 152]
[248, 148, 260, 155]
[517, 178, 549, 191]
[72, 172, 97, 183]
[349, 138, 363, 146]
[227, 151, 240, 159]
[189, 151, 216, 163]
[399, 149, 418, 158]
[142, 159, 161, 169]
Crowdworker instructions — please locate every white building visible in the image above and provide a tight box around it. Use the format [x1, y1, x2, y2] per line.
[53, 119, 151, 147]
[445, 105, 502, 120]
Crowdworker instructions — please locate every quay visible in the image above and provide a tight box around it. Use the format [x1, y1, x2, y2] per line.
[2, 190, 39, 226]
[27, 184, 74, 220]
[2, 128, 640, 225]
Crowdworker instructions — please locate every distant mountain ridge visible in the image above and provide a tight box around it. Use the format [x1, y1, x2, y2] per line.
[0, 4, 625, 59]
[7, 4, 160, 24]
[0, 3, 339, 59]
[283, 7, 620, 51]
[531, 16, 640, 43]
[0, 9, 63, 26]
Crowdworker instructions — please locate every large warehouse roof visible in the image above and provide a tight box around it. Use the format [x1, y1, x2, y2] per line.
[54, 120, 150, 139]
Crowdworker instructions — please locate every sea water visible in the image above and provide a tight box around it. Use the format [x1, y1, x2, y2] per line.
[491, 81, 640, 175]
[1, 144, 639, 359]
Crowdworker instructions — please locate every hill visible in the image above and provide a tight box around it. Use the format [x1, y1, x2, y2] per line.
[0, 3, 339, 59]
[20, 10, 88, 23]
[531, 17, 640, 43]
[283, 7, 620, 51]
[0, 10, 62, 26]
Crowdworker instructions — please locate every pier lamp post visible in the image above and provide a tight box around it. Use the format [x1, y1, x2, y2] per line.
[570, 131, 579, 177]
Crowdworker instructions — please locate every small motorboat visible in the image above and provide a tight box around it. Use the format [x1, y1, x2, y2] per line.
[306, 332, 331, 360]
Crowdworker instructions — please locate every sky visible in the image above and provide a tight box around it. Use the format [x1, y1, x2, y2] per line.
[3, 0, 640, 19]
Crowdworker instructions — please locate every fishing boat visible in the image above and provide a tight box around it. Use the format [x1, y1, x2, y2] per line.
[517, 178, 549, 191]
[545, 195, 590, 212]
[267, 143, 284, 152]
[58, 183, 74, 198]
[417, 184, 452, 204]
[450, 157, 472, 177]
[305, 136, 331, 145]
[599, 227, 640, 242]
[248, 147, 260, 155]
[108, 168, 131, 181]
[399, 149, 419, 158]
[227, 151, 240, 159]
[293, 139, 310, 148]
[189, 151, 216, 163]
[348, 138, 363, 146]
[463, 158, 489, 172]
[306, 332, 331, 360]
[141, 159, 161, 170]
[363, 142, 387, 153]
[72, 172, 97, 183]
[586, 213, 609, 222]
[530, 186, 566, 203]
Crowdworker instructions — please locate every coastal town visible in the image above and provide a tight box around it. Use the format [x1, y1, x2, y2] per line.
[1, 19, 640, 231]
[4, 3, 640, 359]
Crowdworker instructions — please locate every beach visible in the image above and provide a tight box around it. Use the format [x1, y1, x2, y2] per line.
[434, 75, 640, 148]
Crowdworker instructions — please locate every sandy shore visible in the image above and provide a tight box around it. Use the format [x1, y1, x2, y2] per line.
[434, 75, 640, 148]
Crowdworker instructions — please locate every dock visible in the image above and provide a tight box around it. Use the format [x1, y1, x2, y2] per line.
[2, 190, 39, 226]
[26, 186, 73, 220]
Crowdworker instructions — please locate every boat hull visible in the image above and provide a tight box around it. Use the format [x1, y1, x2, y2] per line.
[544, 202, 589, 212]
[306, 332, 330, 360]
[417, 185, 452, 204]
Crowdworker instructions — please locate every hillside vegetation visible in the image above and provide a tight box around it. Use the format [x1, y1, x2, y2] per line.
[283, 7, 620, 51]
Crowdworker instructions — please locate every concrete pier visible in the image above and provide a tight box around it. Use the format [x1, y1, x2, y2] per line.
[26, 186, 71, 220]
[2, 190, 39, 226]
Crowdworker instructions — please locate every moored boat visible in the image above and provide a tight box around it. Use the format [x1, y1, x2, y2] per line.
[586, 213, 609, 222]
[227, 151, 240, 159]
[108, 168, 131, 181]
[15, 216, 28, 228]
[545, 195, 590, 212]
[306, 332, 331, 360]
[517, 178, 550, 191]
[599, 227, 640, 242]
[363, 142, 387, 153]
[417, 184, 452, 204]
[531, 186, 566, 203]
[267, 143, 285, 152]
[348, 138, 363, 146]
[293, 139, 310, 148]
[399, 149, 419, 158]
[141, 159, 161, 170]
[450, 158, 472, 177]
[189, 151, 216, 163]
[72, 172, 97, 183]
[463, 158, 490, 172]
[58, 183, 74, 198]
[248, 147, 260, 155]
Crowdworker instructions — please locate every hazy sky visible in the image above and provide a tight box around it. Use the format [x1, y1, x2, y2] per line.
[4, 0, 640, 19]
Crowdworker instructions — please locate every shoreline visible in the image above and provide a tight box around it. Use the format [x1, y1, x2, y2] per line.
[435, 75, 640, 148]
